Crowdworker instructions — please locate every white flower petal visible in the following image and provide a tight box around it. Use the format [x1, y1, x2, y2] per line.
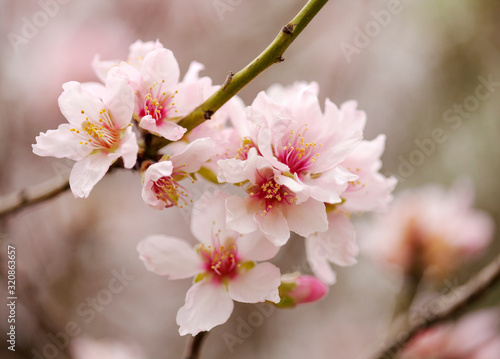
[177, 281, 234, 336]
[182, 61, 205, 83]
[308, 212, 358, 268]
[144, 161, 174, 183]
[228, 262, 281, 303]
[236, 232, 280, 262]
[192, 191, 234, 245]
[58, 81, 105, 128]
[69, 152, 117, 198]
[305, 236, 337, 285]
[128, 40, 164, 60]
[103, 71, 134, 129]
[217, 158, 248, 183]
[282, 199, 328, 238]
[139, 116, 186, 141]
[254, 207, 290, 246]
[141, 181, 165, 210]
[171, 138, 215, 173]
[137, 235, 202, 279]
[33, 124, 91, 161]
[226, 195, 259, 234]
[118, 127, 138, 169]
[91, 54, 119, 83]
[141, 48, 180, 90]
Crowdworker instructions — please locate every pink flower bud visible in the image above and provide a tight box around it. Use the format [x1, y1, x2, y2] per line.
[277, 274, 328, 308]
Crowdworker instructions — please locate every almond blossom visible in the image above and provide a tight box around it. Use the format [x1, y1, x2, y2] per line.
[365, 181, 494, 279]
[32, 71, 137, 198]
[94, 40, 216, 141]
[221, 148, 328, 246]
[217, 83, 365, 245]
[137, 190, 281, 336]
[141, 138, 215, 209]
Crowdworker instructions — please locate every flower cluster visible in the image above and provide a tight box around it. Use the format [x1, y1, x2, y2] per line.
[33, 40, 396, 335]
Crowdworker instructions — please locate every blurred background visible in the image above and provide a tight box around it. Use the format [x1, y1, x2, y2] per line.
[0, 0, 499, 358]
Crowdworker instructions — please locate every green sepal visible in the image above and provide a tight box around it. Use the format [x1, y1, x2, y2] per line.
[197, 166, 220, 184]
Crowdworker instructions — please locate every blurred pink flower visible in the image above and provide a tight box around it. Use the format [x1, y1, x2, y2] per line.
[32, 71, 137, 198]
[137, 190, 281, 336]
[141, 138, 215, 209]
[365, 181, 494, 278]
[71, 337, 146, 359]
[401, 310, 500, 359]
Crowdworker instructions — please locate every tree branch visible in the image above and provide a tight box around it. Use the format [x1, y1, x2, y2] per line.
[183, 332, 208, 359]
[0, 174, 70, 218]
[146, 0, 329, 157]
[373, 252, 500, 359]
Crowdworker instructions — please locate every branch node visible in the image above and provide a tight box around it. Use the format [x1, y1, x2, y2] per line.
[282, 24, 294, 35]
[204, 110, 214, 120]
[222, 72, 234, 90]
[277, 55, 285, 63]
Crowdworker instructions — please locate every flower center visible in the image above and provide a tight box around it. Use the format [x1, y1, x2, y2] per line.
[138, 80, 177, 123]
[199, 237, 240, 280]
[71, 109, 120, 150]
[234, 137, 256, 160]
[277, 125, 320, 174]
[247, 172, 297, 215]
[151, 174, 192, 208]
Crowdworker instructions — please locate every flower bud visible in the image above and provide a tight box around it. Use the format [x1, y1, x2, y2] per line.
[276, 273, 328, 308]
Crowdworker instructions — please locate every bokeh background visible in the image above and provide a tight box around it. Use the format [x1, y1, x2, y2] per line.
[0, 0, 499, 358]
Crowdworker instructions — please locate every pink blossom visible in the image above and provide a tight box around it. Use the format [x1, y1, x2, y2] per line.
[365, 181, 494, 278]
[32, 71, 137, 198]
[94, 40, 216, 141]
[401, 310, 500, 359]
[137, 190, 281, 336]
[220, 148, 328, 246]
[141, 138, 215, 209]
[243, 82, 363, 204]
[71, 337, 146, 359]
[218, 82, 373, 245]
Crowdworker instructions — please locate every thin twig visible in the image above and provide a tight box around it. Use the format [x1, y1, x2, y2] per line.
[373, 252, 500, 359]
[146, 0, 330, 157]
[0, 174, 70, 219]
[184, 332, 208, 359]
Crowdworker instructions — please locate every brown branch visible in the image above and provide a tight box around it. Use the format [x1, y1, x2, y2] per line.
[373, 252, 500, 359]
[183, 332, 208, 359]
[0, 174, 70, 218]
